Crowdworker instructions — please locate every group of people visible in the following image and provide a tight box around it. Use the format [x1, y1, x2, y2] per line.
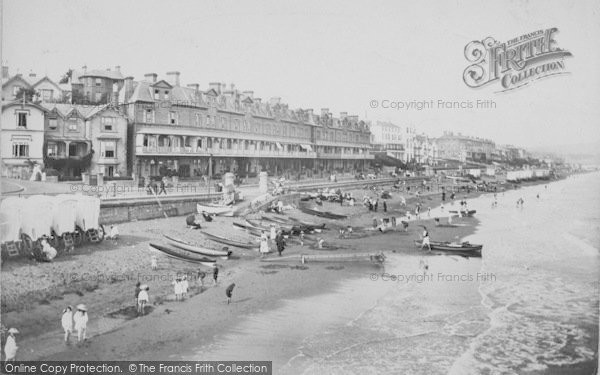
[259, 224, 286, 257]
[61, 304, 89, 344]
[172, 276, 189, 301]
[363, 196, 388, 212]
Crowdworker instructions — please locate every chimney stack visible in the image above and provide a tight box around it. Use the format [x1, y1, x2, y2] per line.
[321, 108, 329, 116]
[2, 66, 9, 79]
[254, 98, 262, 104]
[166, 71, 180, 86]
[209, 82, 221, 94]
[340, 112, 348, 118]
[144, 73, 157, 83]
[29, 72, 37, 79]
[115, 65, 121, 73]
[243, 91, 254, 99]
[269, 97, 281, 106]
[124, 76, 134, 100]
[187, 83, 200, 91]
[82, 65, 87, 73]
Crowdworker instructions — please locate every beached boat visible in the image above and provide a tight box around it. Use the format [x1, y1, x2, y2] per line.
[448, 209, 477, 217]
[196, 203, 235, 216]
[163, 234, 231, 258]
[298, 205, 347, 220]
[261, 252, 386, 264]
[199, 231, 257, 249]
[413, 240, 482, 255]
[149, 242, 217, 266]
[232, 222, 263, 236]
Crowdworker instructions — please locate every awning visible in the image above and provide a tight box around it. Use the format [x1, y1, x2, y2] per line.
[275, 142, 283, 150]
[300, 144, 313, 152]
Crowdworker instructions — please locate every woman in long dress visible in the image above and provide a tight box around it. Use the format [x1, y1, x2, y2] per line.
[259, 231, 269, 257]
[73, 305, 88, 343]
[61, 306, 73, 343]
[3, 328, 19, 363]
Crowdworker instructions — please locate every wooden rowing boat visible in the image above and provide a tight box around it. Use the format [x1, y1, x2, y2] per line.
[260, 215, 291, 224]
[448, 209, 477, 217]
[199, 231, 257, 249]
[163, 235, 231, 258]
[413, 240, 482, 256]
[298, 205, 347, 220]
[149, 243, 217, 266]
[261, 252, 386, 263]
[232, 222, 263, 236]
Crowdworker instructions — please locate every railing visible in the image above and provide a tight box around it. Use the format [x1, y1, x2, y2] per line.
[138, 146, 318, 158]
[317, 152, 375, 159]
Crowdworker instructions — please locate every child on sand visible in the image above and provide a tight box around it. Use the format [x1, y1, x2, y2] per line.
[61, 306, 73, 344]
[73, 305, 88, 342]
[226, 283, 236, 304]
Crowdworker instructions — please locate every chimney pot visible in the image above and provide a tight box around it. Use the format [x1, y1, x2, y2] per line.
[29, 72, 37, 78]
[115, 65, 121, 72]
[166, 71, 181, 86]
[209, 82, 221, 94]
[187, 83, 200, 91]
[144, 73, 157, 83]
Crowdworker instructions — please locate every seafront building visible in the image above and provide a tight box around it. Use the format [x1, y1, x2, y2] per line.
[0, 100, 47, 178]
[119, 72, 373, 181]
[436, 131, 496, 164]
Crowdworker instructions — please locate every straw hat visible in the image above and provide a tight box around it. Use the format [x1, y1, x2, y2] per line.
[8, 328, 19, 334]
[77, 304, 87, 311]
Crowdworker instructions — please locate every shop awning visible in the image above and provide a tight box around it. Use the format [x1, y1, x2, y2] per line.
[275, 142, 283, 150]
[300, 144, 313, 152]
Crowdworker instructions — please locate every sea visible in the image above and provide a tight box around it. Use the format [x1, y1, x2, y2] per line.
[184, 172, 600, 374]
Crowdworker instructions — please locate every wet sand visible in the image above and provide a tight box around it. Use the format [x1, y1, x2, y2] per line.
[1, 182, 492, 361]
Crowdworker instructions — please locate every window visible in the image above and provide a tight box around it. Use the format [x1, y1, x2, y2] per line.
[12, 143, 29, 157]
[169, 111, 178, 125]
[49, 118, 58, 130]
[154, 89, 159, 100]
[47, 142, 57, 156]
[95, 93, 102, 102]
[17, 112, 27, 128]
[197, 139, 203, 148]
[39, 89, 53, 101]
[67, 119, 78, 131]
[12, 86, 21, 96]
[95, 78, 102, 87]
[195, 113, 202, 126]
[164, 91, 169, 100]
[143, 109, 155, 123]
[100, 141, 116, 158]
[101, 117, 115, 131]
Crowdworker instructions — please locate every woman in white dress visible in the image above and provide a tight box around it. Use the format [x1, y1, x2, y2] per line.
[61, 306, 73, 343]
[259, 231, 269, 257]
[73, 305, 88, 343]
[4, 328, 19, 363]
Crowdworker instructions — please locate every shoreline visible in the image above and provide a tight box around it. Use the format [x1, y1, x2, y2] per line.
[1, 178, 553, 362]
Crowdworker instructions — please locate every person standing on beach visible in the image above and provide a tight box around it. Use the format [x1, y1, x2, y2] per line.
[151, 255, 158, 270]
[226, 283, 236, 305]
[374, 199, 378, 211]
[259, 231, 269, 257]
[61, 306, 73, 344]
[134, 282, 141, 308]
[137, 286, 149, 315]
[73, 305, 88, 343]
[383, 200, 387, 212]
[213, 265, 219, 286]
[299, 231, 305, 247]
[173, 278, 183, 301]
[420, 227, 431, 251]
[181, 276, 189, 300]
[275, 230, 285, 256]
[197, 271, 207, 290]
[4, 328, 19, 363]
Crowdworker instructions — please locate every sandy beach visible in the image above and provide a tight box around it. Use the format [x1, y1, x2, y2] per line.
[1, 180, 510, 363]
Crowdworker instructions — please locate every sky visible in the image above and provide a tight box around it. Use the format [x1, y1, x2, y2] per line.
[2, 0, 600, 150]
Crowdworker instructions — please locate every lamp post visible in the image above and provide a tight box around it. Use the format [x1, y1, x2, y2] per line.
[208, 154, 213, 195]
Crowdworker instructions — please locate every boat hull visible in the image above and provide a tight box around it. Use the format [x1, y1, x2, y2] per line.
[196, 203, 234, 216]
[163, 235, 231, 258]
[150, 242, 217, 266]
[413, 240, 482, 255]
[199, 231, 257, 249]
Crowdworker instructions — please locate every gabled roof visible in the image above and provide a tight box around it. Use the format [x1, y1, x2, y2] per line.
[151, 80, 172, 89]
[2, 74, 33, 89]
[2, 99, 49, 113]
[40, 102, 127, 120]
[32, 76, 63, 92]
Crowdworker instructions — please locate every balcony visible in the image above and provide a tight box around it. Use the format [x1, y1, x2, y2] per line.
[137, 146, 318, 159]
[316, 152, 375, 160]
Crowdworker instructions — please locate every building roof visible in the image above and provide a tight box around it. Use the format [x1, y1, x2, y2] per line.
[40, 102, 126, 120]
[79, 69, 125, 81]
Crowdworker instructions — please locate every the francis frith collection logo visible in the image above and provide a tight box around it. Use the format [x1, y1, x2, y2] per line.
[463, 28, 572, 92]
